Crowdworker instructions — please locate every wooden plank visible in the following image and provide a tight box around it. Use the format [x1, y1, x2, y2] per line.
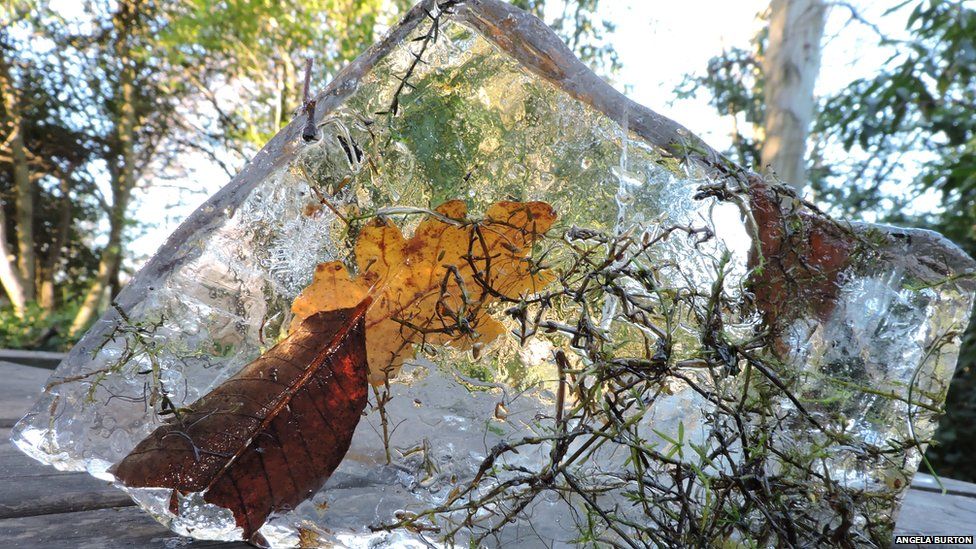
[0, 488, 971, 548]
[2, 361, 975, 546]
[895, 488, 976, 547]
[1, 428, 135, 519]
[0, 349, 65, 370]
[0, 475, 134, 520]
[0, 362, 51, 427]
[0, 506, 247, 548]
[912, 473, 976, 498]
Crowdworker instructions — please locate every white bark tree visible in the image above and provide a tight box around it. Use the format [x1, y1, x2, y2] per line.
[0, 51, 30, 318]
[761, 0, 827, 191]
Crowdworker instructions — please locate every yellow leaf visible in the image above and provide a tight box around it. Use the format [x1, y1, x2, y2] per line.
[291, 200, 556, 385]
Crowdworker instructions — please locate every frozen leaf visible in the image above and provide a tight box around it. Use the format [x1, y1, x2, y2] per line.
[290, 200, 556, 384]
[110, 300, 370, 543]
[748, 179, 854, 325]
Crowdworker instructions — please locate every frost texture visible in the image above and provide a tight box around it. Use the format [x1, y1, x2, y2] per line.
[11, 6, 976, 548]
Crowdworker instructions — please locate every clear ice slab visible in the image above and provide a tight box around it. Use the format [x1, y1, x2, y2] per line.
[12, 1, 976, 547]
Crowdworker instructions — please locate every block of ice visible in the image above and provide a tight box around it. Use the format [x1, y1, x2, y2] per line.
[12, 1, 975, 547]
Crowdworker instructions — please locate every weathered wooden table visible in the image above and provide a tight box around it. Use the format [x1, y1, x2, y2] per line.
[2, 360, 975, 548]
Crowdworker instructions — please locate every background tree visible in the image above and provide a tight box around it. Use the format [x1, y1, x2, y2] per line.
[0, 39, 33, 317]
[761, 0, 826, 190]
[61, 0, 186, 337]
[1, 13, 101, 348]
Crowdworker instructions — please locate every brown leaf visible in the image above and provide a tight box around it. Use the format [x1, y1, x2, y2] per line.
[290, 200, 557, 384]
[111, 300, 371, 544]
[748, 179, 853, 332]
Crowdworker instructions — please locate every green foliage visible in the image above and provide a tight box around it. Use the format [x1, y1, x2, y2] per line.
[157, 0, 619, 158]
[817, 0, 976, 229]
[675, 28, 766, 168]
[1, 18, 103, 327]
[0, 301, 83, 351]
[159, 0, 413, 153]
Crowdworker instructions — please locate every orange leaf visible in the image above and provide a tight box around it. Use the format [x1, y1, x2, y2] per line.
[291, 200, 556, 385]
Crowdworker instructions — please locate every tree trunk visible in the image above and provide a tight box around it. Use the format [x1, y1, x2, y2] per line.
[273, 50, 297, 131]
[273, 62, 283, 130]
[0, 51, 30, 316]
[70, 47, 137, 337]
[39, 176, 72, 311]
[69, 0, 142, 337]
[11, 121, 35, 300]
[68, 212, 123, 336]
[69, 146, 132, 337]
[281, 50, 297, 120]
[760, 0, 827, 192]
[0, 204, 27, 317]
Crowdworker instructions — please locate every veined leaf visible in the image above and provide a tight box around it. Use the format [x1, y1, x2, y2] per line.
[111, 300, 371, 544]
[291, 200, 557, 385]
